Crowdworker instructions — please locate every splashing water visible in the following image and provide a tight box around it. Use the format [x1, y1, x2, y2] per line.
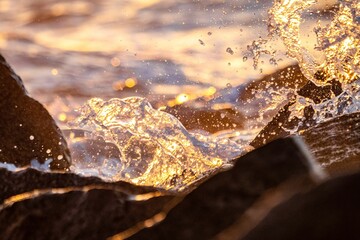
[286, 79, 360, 133]
[66, 1, 359, 190]
[269, 0, 320, 84]
[269, 0, 359, 85]
[264, 0, 360, 133]
[67, 97, 246, 191]
[314, 0, 360, 83]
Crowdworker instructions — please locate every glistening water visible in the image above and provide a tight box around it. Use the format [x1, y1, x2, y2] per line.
[0, 0, 359, 191]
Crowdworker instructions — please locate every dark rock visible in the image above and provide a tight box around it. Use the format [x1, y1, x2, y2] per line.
[301, 112, 360, 175]
[0, 53, 70, 170]
[238, 64, 308, 102]
[250, 79, 342, 149]
[0, 168, 160, 202]
[164, 65, 308, 133]
[0, 168, 174, 240]
[129, 137, 323, 240]
[0, 189, 172, 240]
[243, 172, 360, 240]
[164, 105, 244, 133]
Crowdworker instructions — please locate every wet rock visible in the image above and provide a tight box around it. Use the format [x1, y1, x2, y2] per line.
[243, 172, 360, 240]
[0, 168, 159, 202]
[164, 104, 244, 133]
[0, 168, 173, 240]
[0, 53, 70, 170]
[250, 77, 342, 149]
[251, 106, 360, 176]
[301, 112, 360, 175]
[129, 137, 323, 240]
[238, 64, 308, 102]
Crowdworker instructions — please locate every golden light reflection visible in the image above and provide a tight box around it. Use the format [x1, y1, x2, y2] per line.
[51, 68, 58, 75]
[175, 93, 189, 104]
[167, 85, 218, 107]
[112, 78, 137, 91]
[125, 78, 137, 88]
[205, 86, 217, 96]
[58, 113, 67, 122]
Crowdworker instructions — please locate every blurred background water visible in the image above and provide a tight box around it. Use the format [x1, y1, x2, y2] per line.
[0, 0, 336, 129]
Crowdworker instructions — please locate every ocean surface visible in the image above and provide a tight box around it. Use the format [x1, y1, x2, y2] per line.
[0, 0, 335, 119]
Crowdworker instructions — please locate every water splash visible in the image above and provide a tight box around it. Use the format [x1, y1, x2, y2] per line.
[314, 0, 360, 83]
[265, 0, 360, 134]
[68, 97, 246, 191]
[269, 0, 320, 83]
[287, 79, 360, 133]
[269, 0, 359, 85]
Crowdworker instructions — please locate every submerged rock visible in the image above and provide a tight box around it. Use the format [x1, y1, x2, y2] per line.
[0, 54, 70, 170]
[129, 137, 324, 240]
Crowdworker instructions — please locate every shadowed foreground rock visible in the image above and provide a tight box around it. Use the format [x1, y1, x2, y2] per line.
[0, 168, 162, 202]
[128, 137, 323, 240]
[0, 137, 321, 240]
[0, 54, 70, 170]
[0, 168, 173, 240]
[243, 172, 360, 240]
[252, 109, 360, 176]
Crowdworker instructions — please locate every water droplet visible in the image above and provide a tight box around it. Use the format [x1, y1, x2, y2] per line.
[243, 56, 248, 62]
[226, 47, 234, 55]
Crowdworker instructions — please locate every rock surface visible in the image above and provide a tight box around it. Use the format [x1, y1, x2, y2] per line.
[0, 168, 160, 202]
[164, 104, 244, 133]
[250, 79, 342, 149]
[129, 137, 323, 240]
[237, 64, 308, 102]
[0, 168, 173, 240]
[301, 112, 360, 175]
[243, 172, 360, 240]
[0, 53, 70, 170]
